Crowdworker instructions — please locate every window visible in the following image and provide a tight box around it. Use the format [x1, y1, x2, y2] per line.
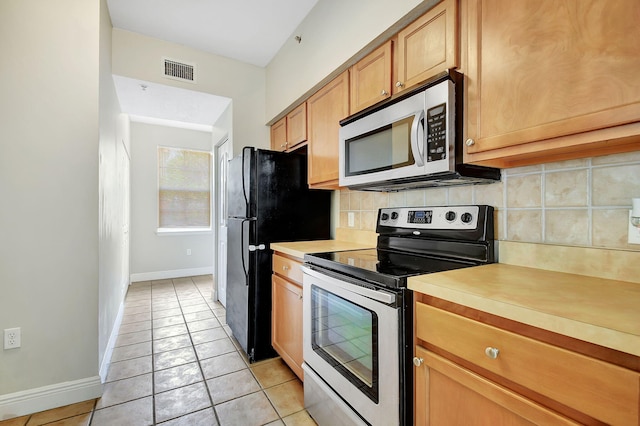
[158, 147, 212, 230]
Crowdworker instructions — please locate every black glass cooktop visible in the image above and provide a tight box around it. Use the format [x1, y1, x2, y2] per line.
[304, 248, 477, 289]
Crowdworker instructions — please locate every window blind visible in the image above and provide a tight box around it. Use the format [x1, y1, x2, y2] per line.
[158, 147, 211, 229]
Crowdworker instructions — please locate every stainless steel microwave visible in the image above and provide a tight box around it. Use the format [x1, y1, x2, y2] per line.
[339, 71, 500, 191]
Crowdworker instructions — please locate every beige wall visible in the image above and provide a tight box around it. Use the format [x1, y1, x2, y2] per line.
[0, 0, 102, 407]
[339, 151, 640, 251]
[112, 29, 269, 156]
[265, 0, 431, 121]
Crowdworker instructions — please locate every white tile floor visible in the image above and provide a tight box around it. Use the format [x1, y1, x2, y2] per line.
[0, 275, 316, 426]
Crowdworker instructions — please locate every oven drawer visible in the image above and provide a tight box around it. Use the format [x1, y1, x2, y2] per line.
[272, 254, 303, 284]
[415, 302, 640, 426]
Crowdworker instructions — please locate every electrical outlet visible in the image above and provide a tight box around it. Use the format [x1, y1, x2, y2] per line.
[348, 212, 355, 227]
[186, 249, 192, 255]
[4, 328, 21, 349]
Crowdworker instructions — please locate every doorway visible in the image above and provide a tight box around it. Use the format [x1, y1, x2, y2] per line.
[215, 138, 232, 306]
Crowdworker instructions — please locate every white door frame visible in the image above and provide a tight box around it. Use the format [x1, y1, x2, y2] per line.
[213, 136, 231, 304]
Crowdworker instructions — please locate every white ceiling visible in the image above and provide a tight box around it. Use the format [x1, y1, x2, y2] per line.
[107, 0, 319, 128]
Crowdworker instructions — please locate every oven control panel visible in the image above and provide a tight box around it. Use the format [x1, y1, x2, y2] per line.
[378, 206, 479, 230]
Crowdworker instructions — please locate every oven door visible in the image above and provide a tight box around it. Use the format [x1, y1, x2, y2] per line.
[302, 266, 399, 426]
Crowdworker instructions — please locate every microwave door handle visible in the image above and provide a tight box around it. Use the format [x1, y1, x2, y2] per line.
[410, 111, 425, 167]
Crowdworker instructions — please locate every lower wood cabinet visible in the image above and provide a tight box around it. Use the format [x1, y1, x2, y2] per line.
[414, 346, 579, 425]
[414, 298, 640, 425]
[272, 253, 304, 380]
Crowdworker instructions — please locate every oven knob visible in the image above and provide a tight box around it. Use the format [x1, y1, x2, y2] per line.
[391, 212, 399, 220]
[381, 213, 389, 221]
[461, 212, 473, 223]
[445, 211, 456, 222]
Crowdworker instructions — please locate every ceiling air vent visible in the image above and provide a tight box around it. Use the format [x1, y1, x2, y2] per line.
[162, 58, 196, 83]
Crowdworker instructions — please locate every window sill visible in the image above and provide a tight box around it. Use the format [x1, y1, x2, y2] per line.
[156, 228, 213, 236]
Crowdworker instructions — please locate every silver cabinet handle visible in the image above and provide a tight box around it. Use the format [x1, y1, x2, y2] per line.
[282, 265, 289, 270]
[485, 347, 500, 359]
[413, 357, 424, 367]
[395, 81, 404, 88]
[381, 89, 389, 96]
[465, 138, 475, 147]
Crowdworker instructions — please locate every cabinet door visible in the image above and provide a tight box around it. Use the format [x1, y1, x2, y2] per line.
[270, 117, 287, 152]
[464, 0, 640, 164]
[286, 102, 307, 150]
[350, 41, 392, 113]
[414, 346, 579, 426]
[307, 71, 349, 188]
[395, 0, 458, 93]
[272, 275, 304, 380]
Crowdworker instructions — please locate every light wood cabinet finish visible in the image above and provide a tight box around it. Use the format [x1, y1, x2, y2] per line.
[415, 301, 640, 425]
[307, 71, 349, 189]
[270, 103, 307, 152]
[270, 117, 287, 152]
[350, 41, 392, 113]
[272, 253, 304, 284]
[272, 274, 303, 380]
[463, 0, 640, 167]
[272, 253, 304, 380]
[414, 346, 579, 426]
[395, 0, 458, 93]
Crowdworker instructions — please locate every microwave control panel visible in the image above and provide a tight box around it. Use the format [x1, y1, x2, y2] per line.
[426, 103, 447, 162]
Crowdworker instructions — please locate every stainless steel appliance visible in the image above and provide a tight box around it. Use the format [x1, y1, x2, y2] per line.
[302, 205, 496, 425]
[226, 147, 331, 362]
[339, 71, 500, 191]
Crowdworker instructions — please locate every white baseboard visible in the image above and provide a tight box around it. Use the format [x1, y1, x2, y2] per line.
[0, 376, 103, 421]
[130, 266, 213, 283]
[99, 298, 125, 383]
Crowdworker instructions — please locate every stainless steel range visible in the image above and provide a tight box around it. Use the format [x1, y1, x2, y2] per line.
[302, 205, 496, 426]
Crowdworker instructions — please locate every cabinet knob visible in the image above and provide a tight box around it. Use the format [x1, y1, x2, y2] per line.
[298, 293, 303, 300]
[413, 357, 424, 367]
[282, 265, 289, 270]
[395, 81, 404, 88]
[485, 347, 500, 359]
[381, 89, 389, 96]
[465, 138, 475, 147]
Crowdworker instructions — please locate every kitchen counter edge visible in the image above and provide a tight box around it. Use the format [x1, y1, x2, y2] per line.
[408, 263, 640, 357]
[271, 240, 372, 260]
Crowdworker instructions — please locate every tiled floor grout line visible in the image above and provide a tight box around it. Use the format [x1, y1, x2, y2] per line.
[180, 277, 223, 426]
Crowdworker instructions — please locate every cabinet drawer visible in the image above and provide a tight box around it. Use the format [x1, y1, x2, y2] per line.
[272, 254, 303, 283]
[416, 302, 640, 426]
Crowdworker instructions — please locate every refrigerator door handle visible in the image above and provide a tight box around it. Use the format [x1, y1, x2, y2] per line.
[241, 219, 250, 284]
[241, 147, 252, 217]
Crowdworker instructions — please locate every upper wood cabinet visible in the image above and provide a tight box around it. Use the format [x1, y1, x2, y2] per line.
[270, 103, 307, 152]
[270, 117, 287, 152]
[350, 41, 393, 113]
[463, 0, 640, 167]
[307, 71, 349, 189]
[394, 0, 459, 94]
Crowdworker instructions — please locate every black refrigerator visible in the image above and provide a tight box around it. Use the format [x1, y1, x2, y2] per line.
[226, 147, 331, 363]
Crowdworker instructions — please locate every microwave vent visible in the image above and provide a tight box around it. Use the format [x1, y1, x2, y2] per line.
[163, 58, 196, 83]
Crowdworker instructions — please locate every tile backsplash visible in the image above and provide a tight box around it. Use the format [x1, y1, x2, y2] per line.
[338, 151, 640, 251]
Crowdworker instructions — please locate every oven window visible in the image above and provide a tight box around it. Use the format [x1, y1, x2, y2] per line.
[310, 285, 378, 402]
[345, 116, 414, 176]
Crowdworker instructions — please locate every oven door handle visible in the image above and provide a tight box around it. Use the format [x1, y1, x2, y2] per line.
[301, 265, 396, 304]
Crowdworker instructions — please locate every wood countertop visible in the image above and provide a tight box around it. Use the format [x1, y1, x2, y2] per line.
[270, 240, 373, 260]
[408, 263, 640, 357]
